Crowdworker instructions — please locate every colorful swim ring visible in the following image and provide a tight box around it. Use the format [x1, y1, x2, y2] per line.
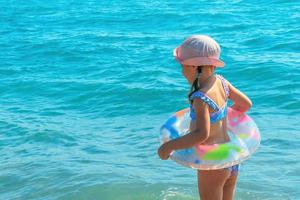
[159, 107, 260, 170]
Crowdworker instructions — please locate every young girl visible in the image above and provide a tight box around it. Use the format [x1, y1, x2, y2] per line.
[157, 35, 252, 200]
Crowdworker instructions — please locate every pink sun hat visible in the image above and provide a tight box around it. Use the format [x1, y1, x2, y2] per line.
[173, 35, 225, 67]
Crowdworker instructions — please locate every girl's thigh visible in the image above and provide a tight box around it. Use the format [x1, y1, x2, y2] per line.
[223, 173, 239, 200]
[197, 169, 231, 200]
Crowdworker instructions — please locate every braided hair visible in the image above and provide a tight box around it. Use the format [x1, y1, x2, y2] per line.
[188, 66, 202, 104]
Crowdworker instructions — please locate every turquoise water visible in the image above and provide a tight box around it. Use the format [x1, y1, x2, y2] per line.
[1, 0, 300, 199]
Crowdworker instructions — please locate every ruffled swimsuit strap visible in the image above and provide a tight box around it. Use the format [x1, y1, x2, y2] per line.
[190, 75, 229, 123]
[206, 74, 229, 123]
[216, 74, 229, 99]
[189, 90, 220, 121]
[190, 91, 220, 111]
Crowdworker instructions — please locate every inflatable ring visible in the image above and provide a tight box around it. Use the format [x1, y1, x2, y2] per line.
[159, 107, 260, 170]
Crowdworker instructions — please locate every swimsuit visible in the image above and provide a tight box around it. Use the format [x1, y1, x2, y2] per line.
[189, 74, 239, 174]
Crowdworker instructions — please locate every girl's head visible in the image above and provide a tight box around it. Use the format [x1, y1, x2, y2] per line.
[173, 35, 224, 102]
[174, 35, 224, 68]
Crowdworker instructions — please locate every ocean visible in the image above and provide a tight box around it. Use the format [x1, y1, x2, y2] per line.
[1, 0, 299, 199]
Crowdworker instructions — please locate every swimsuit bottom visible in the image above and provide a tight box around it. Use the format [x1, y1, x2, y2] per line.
[225, 164, 239, 175]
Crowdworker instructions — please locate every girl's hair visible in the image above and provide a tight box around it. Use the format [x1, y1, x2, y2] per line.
[188, 66, 202, 104]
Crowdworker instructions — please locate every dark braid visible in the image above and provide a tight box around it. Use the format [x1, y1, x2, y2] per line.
[188, 66, 202, 104]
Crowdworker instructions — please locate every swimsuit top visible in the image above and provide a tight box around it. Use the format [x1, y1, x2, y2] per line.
[189, 75, 230, 124]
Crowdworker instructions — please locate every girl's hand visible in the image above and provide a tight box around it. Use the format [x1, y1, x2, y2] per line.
[157, 142, 173, 160]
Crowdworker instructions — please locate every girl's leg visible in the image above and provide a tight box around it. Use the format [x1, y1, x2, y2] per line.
[197, 169, 231, 200]
[223, 173, 238, 200]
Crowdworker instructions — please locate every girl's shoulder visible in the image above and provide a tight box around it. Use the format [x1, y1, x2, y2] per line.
[216, 74, 231, 87]
[215, 74, 227, 81]
[215, 74, 230, 97]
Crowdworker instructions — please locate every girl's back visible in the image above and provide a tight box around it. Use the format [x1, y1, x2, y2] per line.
[190, 75, 252, 145]
[190, 75, 229, 144]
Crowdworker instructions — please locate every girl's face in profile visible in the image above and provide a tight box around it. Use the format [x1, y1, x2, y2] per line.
[181, 64, 197, 85]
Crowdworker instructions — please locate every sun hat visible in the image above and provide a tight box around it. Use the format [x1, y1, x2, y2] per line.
[173, 35, 225, 67]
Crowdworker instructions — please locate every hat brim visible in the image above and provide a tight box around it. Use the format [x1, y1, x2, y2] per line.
[173, 47, 225, 67]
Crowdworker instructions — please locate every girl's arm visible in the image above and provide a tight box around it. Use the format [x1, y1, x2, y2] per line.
[227, 81, 252, 112]
[167, 98, 210, 150]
